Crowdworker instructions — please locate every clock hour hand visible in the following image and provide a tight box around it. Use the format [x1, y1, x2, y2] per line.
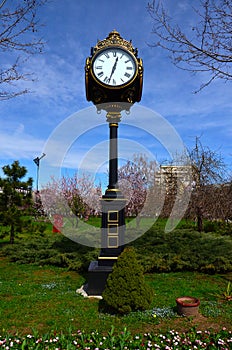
[109, 57, 118, 82]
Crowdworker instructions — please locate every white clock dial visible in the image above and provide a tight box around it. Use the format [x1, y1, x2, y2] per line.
[92, 47, 136, 87]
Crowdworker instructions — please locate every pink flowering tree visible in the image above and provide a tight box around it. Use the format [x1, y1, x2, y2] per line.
[40, 173, 101, 227]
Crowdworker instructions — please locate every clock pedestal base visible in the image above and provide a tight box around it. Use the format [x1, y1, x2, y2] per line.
[86, 193, 126, 296]
[86, 261, 112, 296]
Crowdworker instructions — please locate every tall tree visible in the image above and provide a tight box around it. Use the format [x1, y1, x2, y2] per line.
[147, 0, 232, 91]
[0, 161, 33, 243]
[202, 181, 232, 221]
[0, 0, 47, 100]
[187, 137, 226, 231]
[118, 154, 158, 226]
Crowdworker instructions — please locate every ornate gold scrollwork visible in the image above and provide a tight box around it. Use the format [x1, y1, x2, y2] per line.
[93, 30, 137, 56]
[121, 87, 136, 104]
[92, 86, 107, 104]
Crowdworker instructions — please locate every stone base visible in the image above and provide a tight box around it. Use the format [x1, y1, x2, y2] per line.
[86, 260, 112, 296]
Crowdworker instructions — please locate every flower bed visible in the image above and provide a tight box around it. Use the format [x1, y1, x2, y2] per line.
[0, 327, 231, 349]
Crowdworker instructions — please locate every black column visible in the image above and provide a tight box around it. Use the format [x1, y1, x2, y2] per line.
[108, 122, 118, 189]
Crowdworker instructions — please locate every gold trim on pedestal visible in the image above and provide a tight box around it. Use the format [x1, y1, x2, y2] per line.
[108, 224, 118, 235]
[108, 236, 118, 248]
[100, 198, 127, 201]
[108, 210, 119, 222]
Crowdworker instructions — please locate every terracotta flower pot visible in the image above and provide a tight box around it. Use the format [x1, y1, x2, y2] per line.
[176, 296, 200, 317]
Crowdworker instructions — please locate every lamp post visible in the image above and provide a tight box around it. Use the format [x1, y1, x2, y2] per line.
[33, 153, 46, 192]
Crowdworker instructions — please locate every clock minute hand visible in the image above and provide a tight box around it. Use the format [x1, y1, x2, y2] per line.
[109, 57, 118, 82]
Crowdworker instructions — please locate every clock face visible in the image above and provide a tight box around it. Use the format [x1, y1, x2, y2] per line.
[92, 47, 137, 87]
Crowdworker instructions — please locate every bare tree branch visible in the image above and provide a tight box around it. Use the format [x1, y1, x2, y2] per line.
[187, 136, 227, 230]
[147, 0, 232, 92]
[0, 0, 47, 100]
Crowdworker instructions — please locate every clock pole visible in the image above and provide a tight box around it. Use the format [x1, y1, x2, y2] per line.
[99, 110, 126, 263]
[85, 30, 143, 296]
[108, 120, 118, 190]
[106, 110, 121, 191]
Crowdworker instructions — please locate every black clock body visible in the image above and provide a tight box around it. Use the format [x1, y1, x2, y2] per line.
[85, 30, 143, 107]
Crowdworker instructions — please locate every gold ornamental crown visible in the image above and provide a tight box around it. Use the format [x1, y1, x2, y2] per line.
[91, 30, 138, 57]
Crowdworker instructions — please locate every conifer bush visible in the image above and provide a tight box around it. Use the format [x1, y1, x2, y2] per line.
[102, 247, 154, 314]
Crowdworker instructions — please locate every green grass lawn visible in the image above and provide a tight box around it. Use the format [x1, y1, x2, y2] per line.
[0, 217, 232, 338]
[0, 257, 231, 336]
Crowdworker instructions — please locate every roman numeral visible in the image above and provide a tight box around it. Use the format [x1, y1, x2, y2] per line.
[98, 72, 104, 77]
[112, 79, 116, 85]
[96, 66, 102, 69]
[126, 67, 133, 70]
[98, 59, 104, 62]
[124, 72, 131, 78]
[104, 76, 110, 83]
[104, 53, 110, 58]
[121, 78, 125, 83]
[113, 51, 117, 57]
[125, 59, 130, 63]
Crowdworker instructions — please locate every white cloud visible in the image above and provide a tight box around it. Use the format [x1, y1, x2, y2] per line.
[0, 126, 45, 160]
[20, 54, 85, 105]
[14, 123, 25, 135]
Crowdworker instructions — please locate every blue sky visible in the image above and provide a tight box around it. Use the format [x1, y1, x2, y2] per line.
[1, 0, 231, 190]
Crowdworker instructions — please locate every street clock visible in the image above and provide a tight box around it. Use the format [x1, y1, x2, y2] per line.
[85, 30, 144, 296]
[85, 30, 143, 106]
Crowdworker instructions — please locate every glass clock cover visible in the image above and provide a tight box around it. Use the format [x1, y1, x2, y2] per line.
[92, 47, 137, 87]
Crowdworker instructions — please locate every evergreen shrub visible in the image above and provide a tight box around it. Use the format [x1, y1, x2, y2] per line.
[102, 247, 154, 314]
[204, 221, 219, 233]
[0, 234, 98, 271]
[204, 220, 232, 235]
